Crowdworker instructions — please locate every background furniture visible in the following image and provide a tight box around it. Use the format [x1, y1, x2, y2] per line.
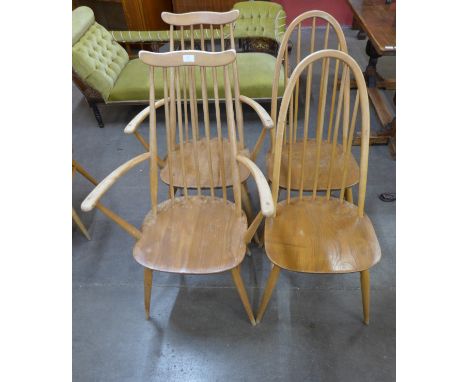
[72, 0, 173, 30]
[172, 0, 237, 13]
[81, 49, 275, 323]
[347, 0, 396, 145]
[72, 5, 285, 127]
[256, 50, 381, 325]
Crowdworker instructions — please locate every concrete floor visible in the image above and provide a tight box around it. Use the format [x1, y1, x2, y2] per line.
[73, 27, 395, 381]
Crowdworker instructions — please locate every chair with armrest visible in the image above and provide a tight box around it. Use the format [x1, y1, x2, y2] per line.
[72, 5, 285, 127]
[81, 49, 275, 323]
[124, 10, 275, 241]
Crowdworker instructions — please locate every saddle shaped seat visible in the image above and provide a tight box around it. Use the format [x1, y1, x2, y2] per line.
[264, 197, 381, 273]
[133, 196, 248, 274]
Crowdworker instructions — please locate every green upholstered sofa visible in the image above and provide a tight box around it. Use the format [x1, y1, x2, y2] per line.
[72, 3, 286, 127]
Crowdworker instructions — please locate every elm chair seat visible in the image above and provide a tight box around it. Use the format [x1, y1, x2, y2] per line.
[134, 196, 248, 274]
[264, 197, 381, 273]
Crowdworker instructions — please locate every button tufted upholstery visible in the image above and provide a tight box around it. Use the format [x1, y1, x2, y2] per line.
[233, 1, 286, 43]
[72, 7, 128, 101]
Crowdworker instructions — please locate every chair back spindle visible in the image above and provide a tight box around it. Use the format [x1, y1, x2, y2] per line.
[140, 49, 245, 215]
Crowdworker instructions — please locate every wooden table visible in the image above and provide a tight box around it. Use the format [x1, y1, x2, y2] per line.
[348, 0, 396, 146]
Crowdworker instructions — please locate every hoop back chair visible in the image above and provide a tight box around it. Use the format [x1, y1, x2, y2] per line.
[256, 50, 381, 325]
[82, 49, 274, 324]
[251, 11, 349, 180]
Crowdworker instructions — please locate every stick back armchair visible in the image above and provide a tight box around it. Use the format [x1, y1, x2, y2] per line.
[81, 49, 274, 324]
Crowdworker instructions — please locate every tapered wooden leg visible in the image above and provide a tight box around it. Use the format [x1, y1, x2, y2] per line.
[72, 207, 91, 240]
[360, 269, 370, 325]
[231, 265, 256, 326]
[144, 268, 153, 320]
[256, 264, 281, 324]
[345, 187, 353, 204]
[73, 160, 98, 185]
[241, 182, 261, 245]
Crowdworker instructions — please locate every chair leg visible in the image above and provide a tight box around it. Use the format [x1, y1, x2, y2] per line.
[72, 207, 91, 240]
[241, 182, 261, 245]
[231, 265, 256, 326]
[345, 187, 353, 204]
[360, 269, 370, 325]
[256, 264, 281, 324]
[73, 160, 98, 186]
[90, 103, 104, 128]
[144, 268, 153, 320]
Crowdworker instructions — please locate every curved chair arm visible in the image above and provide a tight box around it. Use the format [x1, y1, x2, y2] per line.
[124, 99, 166, 134]
[237, 155, 274, 217]
[239, 95, 274, 129]
[81, 152, 150, 212]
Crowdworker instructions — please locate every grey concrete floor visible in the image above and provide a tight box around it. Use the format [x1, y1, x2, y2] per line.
[73, 27, 395, 381]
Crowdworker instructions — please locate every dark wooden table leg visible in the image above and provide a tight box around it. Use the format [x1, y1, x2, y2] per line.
[353, 40, 395, 145]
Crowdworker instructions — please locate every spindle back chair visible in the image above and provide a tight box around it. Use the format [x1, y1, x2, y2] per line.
[251, 11, 348, 166]
[81, 49, 274, 324]
[124, 11, 273, 233]
[256, 50, 381, 325]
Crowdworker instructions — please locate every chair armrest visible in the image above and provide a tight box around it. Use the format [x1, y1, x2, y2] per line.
[81, 152, 150, 212]
[239, 95, 274, 129]
[124, 99, 166, 134]
[236, 155, 274, 217]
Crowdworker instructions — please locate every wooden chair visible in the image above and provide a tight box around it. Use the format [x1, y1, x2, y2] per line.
[251, 11, 355, 202]
[124, 11, 274, 239]
[81, 49, 274, 324]
[72, 160, 98, 240]
[256, 49, 381, 325]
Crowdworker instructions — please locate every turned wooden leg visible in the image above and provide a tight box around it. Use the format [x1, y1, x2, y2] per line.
[231, 265, 256, 326]
[144, 268, 153, 320]
[72, 207, 91, 240]
[345, 187, 353, 204]
[360, 269, 370, 325]
[256, 264, 281, 324]
[90, 103, 104, 128]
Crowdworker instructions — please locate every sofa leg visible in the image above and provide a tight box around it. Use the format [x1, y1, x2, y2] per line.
[90, 103, 104, 128]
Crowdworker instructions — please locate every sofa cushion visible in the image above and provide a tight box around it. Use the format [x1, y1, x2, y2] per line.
[72, 7, 129, 101]
[108, 52, 284, 102]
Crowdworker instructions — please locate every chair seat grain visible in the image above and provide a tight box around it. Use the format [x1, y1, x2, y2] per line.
[266, 140, 360, 191]
[133, 196, 248, 274]
[264, 197, 381, 273]
[161, 138, 250, 188]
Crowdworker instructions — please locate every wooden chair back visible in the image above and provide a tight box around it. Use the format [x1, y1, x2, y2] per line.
[139, 49, 244, 216]
[161, 11, 246, 149]
[272, 11, 348, 121]
[271, 49, 370, 216]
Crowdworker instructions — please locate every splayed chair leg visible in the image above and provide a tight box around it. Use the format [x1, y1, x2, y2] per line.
[231, 265, 256, 325]
[360, 269, 370, 325]
[144, 268, 153, 320]
[256, 264, 281, 324]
